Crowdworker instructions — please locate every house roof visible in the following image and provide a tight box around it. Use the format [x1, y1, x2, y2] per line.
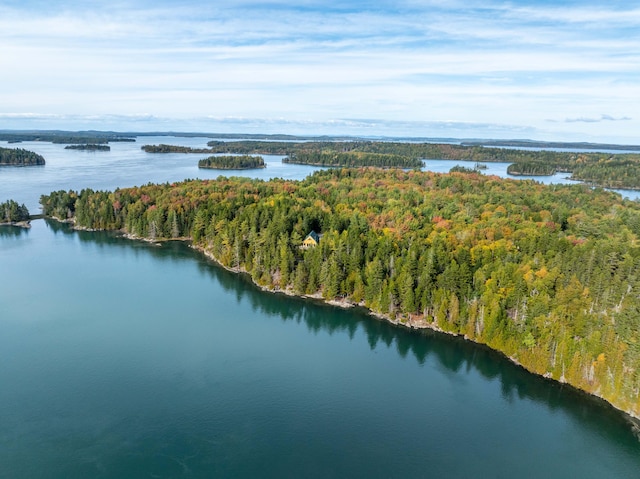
[305, 231, 320, 243]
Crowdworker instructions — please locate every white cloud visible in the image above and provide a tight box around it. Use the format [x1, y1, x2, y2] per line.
[505, 5, 640, 24]
[564, 115, 632, 123]
[0, 1, 638, 142]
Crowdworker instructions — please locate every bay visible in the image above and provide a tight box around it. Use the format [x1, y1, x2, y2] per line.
[0, 220, 639, 478]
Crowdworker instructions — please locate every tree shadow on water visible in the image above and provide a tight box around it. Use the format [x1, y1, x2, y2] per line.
[196, 255, 640, 446]
[50, 222, 640, 449]
[0, 225, 29, 238]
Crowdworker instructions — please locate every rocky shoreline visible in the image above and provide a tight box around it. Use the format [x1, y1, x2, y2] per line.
[185, 241, 640, 424]
[0, 220, 31, 228]
[41, 215, 640, 426]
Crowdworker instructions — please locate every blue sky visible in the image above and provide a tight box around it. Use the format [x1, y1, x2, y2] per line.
[1, 0, 639, 142]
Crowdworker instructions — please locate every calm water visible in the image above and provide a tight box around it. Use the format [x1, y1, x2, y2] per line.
[0, 220, 639, 478]
[1, 137, 640, 477]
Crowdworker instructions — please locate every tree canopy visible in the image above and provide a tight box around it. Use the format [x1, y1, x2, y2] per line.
[507, 162, 556, 176]
[0, 199, 30, 223]
[283, 151, 423, 168]
[0, 147, 45, 166]
[65, 144, 111, 151]
[142, 144, 213, 153]
[198, 155, 266, 170]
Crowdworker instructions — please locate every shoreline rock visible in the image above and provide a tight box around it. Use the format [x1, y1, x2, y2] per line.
[198, 165, 267, 170]
[0, 220, 31, 228]
[188, 241, 640, 425]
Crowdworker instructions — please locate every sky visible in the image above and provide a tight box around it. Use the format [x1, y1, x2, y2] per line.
[1, 0, 639, 142]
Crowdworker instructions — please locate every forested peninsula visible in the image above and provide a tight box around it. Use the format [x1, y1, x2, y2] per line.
[0, 147, 45, 166]
[41, 169, 640, 419]
[198, 155, 266, 170]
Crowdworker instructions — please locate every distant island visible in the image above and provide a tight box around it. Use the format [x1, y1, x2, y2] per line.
[0, 199, 30, 227]
[449, 163, 487, 174]
[65, 144, 111, 151]
[198, 155, 266, 170]
[507, 162, 556, 176]
[449, 165, 478, 174]
[283, 151, 423, 168]
[0, 147, 45, 166]
[142, 144, 212, 153]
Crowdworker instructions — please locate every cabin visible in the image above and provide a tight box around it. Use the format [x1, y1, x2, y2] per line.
[301, 230, 321, 249]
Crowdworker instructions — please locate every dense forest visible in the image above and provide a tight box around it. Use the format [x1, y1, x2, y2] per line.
[0, 147, 45, 166]
[143, 142, 422, 168]
[283, 151, 423, 168]
[199, 155, 266, 169]
[569, 159, 640, 190]
[202, 139, 640, 164]
[141, 144, 213, 153]
[41, 169, 640, 418]
[65, 144, 111, 151]
[507, 162, 556, 176]
[0, 199, 30, 223]
[206, 140, 297, 154]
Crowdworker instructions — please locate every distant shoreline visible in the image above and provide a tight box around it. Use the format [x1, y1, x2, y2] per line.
[198, 165, 267, 170]
[3, 129, 640, 150]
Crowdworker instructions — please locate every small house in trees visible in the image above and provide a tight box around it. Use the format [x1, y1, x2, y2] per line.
[301, 231, 320, 249]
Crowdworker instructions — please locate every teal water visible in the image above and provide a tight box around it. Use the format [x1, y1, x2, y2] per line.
[0, 220, 639, 478]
